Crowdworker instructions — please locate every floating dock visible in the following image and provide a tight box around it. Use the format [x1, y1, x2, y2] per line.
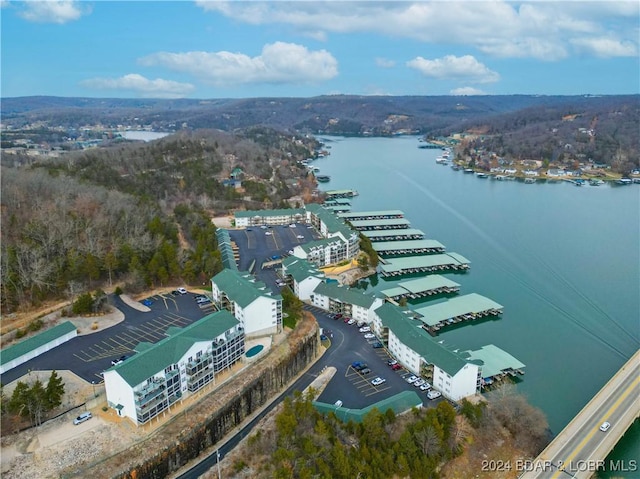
[324, 189, 359, 199]
[413, 293, 503, 334]
[379, 252, 470, 277]
[373, 239, 446, 256]
[380, 275, 461, 301]
[338, 210, 405, 221]
[349, 218, 412, 231]
[363, 228, 426, 242]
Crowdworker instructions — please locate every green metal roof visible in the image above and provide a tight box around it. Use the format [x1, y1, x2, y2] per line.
[281, 256, 324, 282]
[338, 210, 405, 219]
[380, 275, 460, 298]
[462, 344, 525, 378]
[234, 208, 305, 219]
[314, 390, 422, 423]
[313, 281, 380, 308]
[216, 229, 238, 270]
[348, 218, 412, 229]
[379, 253, 469, 274]
[363, 228, 425, 239]
[1, 321, 77, 366]
[375, 303, 468, 376]
[413, 293, 503, 327]
[305, 203, 355, 238]
[211, 269, 281, 308]
[115, 310, 239, 387]
[372, 239, 446, 252]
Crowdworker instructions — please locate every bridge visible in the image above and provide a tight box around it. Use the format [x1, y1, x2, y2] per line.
[520, 350, 639, 479]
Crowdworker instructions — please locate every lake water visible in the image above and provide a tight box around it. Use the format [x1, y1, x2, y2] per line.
[313, 135, 639, 460]
[120, 131, 171, 141]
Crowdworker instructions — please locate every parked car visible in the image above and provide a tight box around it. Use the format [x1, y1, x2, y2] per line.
[297, 235, 304, 239]
[334, 313, 343, 319]
[359, 326, 371, 333]
[372, 342, 384, 348]
[73, 412, 92, 425]
[363, 333, 376, 339]
[599, 421, 611, 432]
[177, 287, 188, 295]
[265, 231, 272, 236]
[391, 363, 402, 370]
[406, 375, 418, 383]
[427, 390, 442, 400]
[111, 358, 124, 366]
[413, 379, 425, 387]
[359, 368, 371, 374]
[371, 377, 386, 386]
[352, 361, 367, 371]
[419, 382, 432, 391]
[343, 317, 351, 323]
[347, 318, 356, 325]
[197, 297, 211, 304]
[387, 359, 397, 366]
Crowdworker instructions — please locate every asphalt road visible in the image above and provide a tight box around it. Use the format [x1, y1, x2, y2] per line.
[521, 356, 640, 479]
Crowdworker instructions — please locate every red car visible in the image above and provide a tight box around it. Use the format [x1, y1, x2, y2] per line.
[343, 317, 351, 323]
[391, 363, 402, 371]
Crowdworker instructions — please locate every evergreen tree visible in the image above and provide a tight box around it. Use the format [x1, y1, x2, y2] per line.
[45, 370, 65, 410]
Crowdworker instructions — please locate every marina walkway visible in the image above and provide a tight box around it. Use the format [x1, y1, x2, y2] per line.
[520, 349, 639, 478]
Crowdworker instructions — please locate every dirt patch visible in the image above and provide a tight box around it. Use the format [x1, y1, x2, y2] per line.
[211, 215, 234, 228]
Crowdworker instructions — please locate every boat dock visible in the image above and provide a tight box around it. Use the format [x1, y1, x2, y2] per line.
[462, 344, 525, 388]
[338, 210, 405, 221]
[380, 275, 460, 301]
[323, 204, 351, 213]
[372, 239, 446, 256]
[379, 252, 470, 277]
[349, 218, 412, 231]
[324, 189, 359, 199]
[413, 293, 503, 334]
[363, 229, 425, 242]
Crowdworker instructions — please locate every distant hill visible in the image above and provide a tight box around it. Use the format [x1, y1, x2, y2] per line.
[2, 94, 638, 168]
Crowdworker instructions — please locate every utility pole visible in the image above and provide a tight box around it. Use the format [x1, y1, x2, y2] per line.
[216, 448, 221, 479]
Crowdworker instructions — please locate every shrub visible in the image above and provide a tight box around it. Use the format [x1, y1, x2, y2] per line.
[114, 286, 123, 295]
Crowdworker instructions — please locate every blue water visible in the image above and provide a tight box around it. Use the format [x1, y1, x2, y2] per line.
[246, 345, 264, 357]
[313, 135, 639, 439]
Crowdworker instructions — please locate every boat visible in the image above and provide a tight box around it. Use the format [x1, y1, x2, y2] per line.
[616, 178, 632, 185]
[463, 168, 474, 174]
[451, 164, 461, 171]
[435, 157, 449, 164]
[589, 179, 604, 186]
[315, 175, 331, 183]
[524, 178, 536, 184]
[476, 172, 488, 178]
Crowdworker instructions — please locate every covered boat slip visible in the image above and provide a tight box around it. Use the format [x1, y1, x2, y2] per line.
[338, 209, 405, 221]
[324, 204, 351, 213]
[380, 275, 461, 301]
[324, 189, 359, 199]
[324, 198, 351, 206]
[362, 228, 425, 242]
[413, 293, 503, 334]
[348, 218, 412, 231]
[379, 253, 470, 277]
[373, 239, 446, 256]
[463, 344, 525, 387]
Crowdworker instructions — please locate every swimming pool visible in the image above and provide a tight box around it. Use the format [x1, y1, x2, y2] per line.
[246, 345, 264, 358]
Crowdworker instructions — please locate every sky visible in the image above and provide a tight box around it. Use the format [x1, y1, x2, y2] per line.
[1, 1, 639, 99]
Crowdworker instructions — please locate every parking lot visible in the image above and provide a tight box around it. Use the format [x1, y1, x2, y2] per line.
[227, 223, 320, 291]
[307, 305, 445, 410]
[0, 291, 215, 385]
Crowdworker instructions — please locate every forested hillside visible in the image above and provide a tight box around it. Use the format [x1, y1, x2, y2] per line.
[0, 128, 318, 313]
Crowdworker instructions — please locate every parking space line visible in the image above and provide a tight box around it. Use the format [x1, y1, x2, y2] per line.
[129, 325, 164, 341]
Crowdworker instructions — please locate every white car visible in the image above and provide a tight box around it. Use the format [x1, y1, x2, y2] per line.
[265, 231, 272, 236]
[413, 379, 425, 387]
[371, 377, 386, 386]
[297, 235, 304, 239]
[599, 421, 611, 432]
[427, 390, 442, 400]
[73, 412, 92, 425]
[177, 287, 187, 295]
[363, 333, 376, 339]
[359, 326, 371, 333]
[289, 224, 296, 228]
[406, 375, 418, 383]
[419, 382, 432, 391]
[347, 318, 356, 325]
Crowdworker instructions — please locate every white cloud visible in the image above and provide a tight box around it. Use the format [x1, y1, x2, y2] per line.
[81, 74, 195, 98]
[375, 58, 396, 68]
[196, 1, 639, 61]
[18, 1, 87, 24]
[139, 42, 338, 86]
[407, 55, 500, 83]
[571, 37, 638, 57]
[450, 87, 486, 96]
